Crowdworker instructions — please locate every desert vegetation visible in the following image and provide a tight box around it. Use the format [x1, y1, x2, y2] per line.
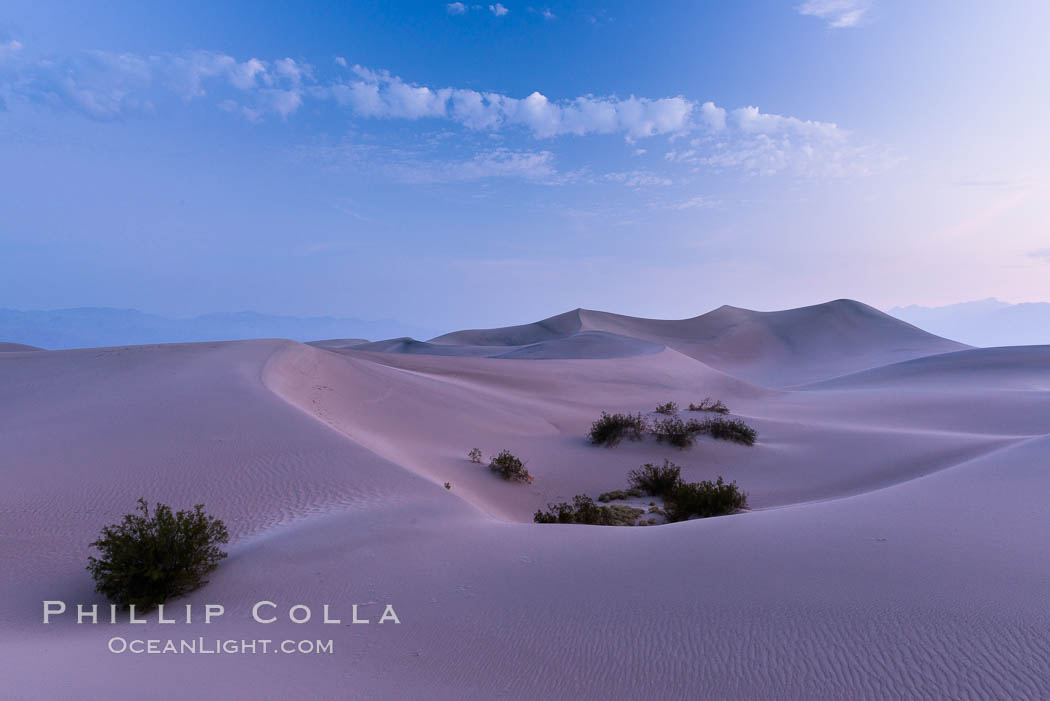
[534, 495, 644, 526]
[688, 397, 729, 414]
[663, 477, 747, 521]
[651, 416, 702, 448]
[627, 459, 683, 496]
[588, 404, 756, 448]
[692, 417, 757, 446]
[488, 449, 534, 483]
[588, 411, 649, 446]
[536, 459, 747, 526]
[627, 460, 746, 521]
[654, 400, 679, 415]
[468, 447, 483, 464]
[86, 498, 228, 610]
[597, 488, 643, 502]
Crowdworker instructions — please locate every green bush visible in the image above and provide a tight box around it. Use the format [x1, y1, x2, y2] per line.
[597, 488, 644, 502]
[627, 460, 682, 497]
[688, 397, 729, 414]
[693, 418, 757, 446]
[86, 499, 229, 610]
[664, 477, 747, 521]
[534, 495, 643, 526]
[489, 450, 534, 483]
[588, 411, 649, 446]
[654, 401, 679, 415]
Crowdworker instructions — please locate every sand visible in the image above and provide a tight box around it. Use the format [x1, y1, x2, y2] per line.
[1, 300, 1047, 699]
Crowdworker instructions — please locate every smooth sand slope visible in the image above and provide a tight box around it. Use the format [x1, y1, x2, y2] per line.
[1, 301, 1048, 700]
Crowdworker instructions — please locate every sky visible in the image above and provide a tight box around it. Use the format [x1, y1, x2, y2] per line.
[1, 0, 1048, 331]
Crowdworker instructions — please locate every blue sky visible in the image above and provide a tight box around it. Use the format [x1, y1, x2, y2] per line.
[1, 0, 1048, 330]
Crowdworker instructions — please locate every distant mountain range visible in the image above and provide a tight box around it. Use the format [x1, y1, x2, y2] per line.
[0, 308, 437, 350]
[889, 299, 1050, 347]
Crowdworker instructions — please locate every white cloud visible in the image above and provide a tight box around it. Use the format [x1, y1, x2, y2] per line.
[227, 57, 267, 90]
[0, 44, 879, 177]
[796, 0, 872, 28]
[298, 142, 560, 184]
[604, 171, 673, 187]
[0, 39, 23, 62]
[540, 8, 556, 20]
[698, 101, 726, 131]
[274, 58, 312, 85]
[671, 195, 717, 210]
[333, 66, 694, 139]
[663, 104, 884, 176]
[446, 2, 468, 15]
[24, 50, 153, 119]
[1, 47, 310, 121]
[489, 3, 509, 16]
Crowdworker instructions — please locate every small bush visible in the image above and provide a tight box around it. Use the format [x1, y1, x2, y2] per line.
[467, 448, 483, 464]
[604, 504, 646, 526]
[694, 418, 757, 446]
[533, 501, 574, 524]
[86, 499, 228, 610]
[444, 482, 451, 490]
[664, 477, 747, 522]
[597, 488, 644, 502]
[688, 397, 729, 414]
[588, 412, 649, 446]
[652, 416, 702, 448]
[488, 450, 533, 483]
[654, 401, 679, 415]
[627, 460, 682, 497]
[534, 495, 643, 526]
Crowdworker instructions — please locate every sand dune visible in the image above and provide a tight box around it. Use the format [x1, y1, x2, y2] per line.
[2, 300, 1047, 699]
[370, 299, 970, 386]
[0, 341, 43, 351]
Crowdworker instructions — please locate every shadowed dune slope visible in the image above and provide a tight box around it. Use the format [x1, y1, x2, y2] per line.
[306, 337, 369, 350]
[492, 330, 664, 359]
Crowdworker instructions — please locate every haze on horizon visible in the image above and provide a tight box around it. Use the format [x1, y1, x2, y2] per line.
[1, 0, 1048, 332]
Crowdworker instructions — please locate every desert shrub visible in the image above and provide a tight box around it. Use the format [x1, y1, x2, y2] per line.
[693, 418, 757, 446]
[663, 477, 747, 521]
[467, 448, 483, 464]
[597, 488, 644, 502]
[488, 450, 533, 483]
[534, 495, 643, 526]
[652, 416, 703, 448]
[627, 460, 682, 497]
[444, 482, 451, 490]
[654, 401, 679, 415]
[533, 501, 575, 524]
[86, 499, 228, 610]
[603, 504, 646, 526]
[688, 397, 729, 414]
[588, 412, 649, 446]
